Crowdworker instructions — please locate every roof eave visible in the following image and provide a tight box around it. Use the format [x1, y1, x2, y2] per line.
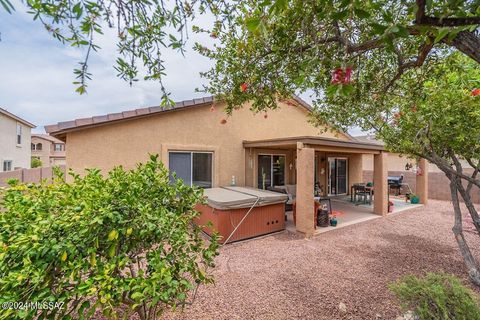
[0, 108, 36, 128]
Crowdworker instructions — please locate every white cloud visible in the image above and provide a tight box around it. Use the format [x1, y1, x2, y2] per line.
[0, 2, 215, 132]
[0, 3, 364, 136]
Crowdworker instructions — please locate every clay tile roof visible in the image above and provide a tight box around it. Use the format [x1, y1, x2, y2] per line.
[45, 95, 315, 140]
[32, 133, 64, 144]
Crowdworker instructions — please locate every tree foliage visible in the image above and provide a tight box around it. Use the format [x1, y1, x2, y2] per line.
[199, 0, 479, 114]
[0, 155, 218, 320]
[1, 1, 479, 99]
[0, 0, 233, 98]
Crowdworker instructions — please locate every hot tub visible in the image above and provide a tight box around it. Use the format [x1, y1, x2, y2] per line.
[195, 187, 288, 244]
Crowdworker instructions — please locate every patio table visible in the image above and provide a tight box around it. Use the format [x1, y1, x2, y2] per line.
[350, 184, 373, 205]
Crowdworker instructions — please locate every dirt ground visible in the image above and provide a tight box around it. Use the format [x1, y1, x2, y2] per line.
[164, 200, 480, 320]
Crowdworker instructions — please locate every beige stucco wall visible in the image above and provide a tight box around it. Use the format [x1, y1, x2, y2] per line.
[0, 113, 32, 171]
[362, 153, 451, 173]
[65, 101, 350, 186]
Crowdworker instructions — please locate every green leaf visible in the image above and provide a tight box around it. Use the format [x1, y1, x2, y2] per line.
[331, 9, 349, 21]
[434, 28, 449, 43]
[0, 0, 15, 13]
[245, 17, 261, 32]
[354, 8, 370, 19]
[131, 292, 143, 301]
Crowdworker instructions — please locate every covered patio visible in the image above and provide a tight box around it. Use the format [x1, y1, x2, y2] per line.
[243, 136, 429, 236]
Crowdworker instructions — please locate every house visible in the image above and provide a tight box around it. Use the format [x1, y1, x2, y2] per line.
[31, 134, 66, 167]
[357, 135, 480, 203]
[0, 107, 35, 172]
[45, 96, 429, 235]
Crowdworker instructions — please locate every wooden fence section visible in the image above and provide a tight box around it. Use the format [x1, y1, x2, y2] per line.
[0, 166, 66, 187]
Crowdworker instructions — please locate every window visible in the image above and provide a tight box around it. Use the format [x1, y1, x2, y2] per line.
[3, 161, 12, 172]
[36, 143, 42, 151]
[16, 123, 22, 145]
[31, 143, 36, 150]
[169, 152, 213, 188]
[54, 143, 63, 151]
[257, 155, 285, 189]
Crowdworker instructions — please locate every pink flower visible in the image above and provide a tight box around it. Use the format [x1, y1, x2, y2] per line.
[472, 88, 480, 97]
[342, 66, 353, 84]
[331, 68, 343, 85]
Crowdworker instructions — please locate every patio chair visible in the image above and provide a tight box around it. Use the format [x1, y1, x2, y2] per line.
[354, 185, 369, 205]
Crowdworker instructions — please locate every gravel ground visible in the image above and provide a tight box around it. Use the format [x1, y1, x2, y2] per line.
[163, 200, 480, 320]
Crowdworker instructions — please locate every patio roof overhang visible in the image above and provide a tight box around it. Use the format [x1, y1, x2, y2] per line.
[243, 136, 385, 154]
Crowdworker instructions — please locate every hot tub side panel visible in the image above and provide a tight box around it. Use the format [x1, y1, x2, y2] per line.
[195, 203, 285, 243]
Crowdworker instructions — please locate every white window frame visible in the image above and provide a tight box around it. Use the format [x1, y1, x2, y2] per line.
[168, 151, 214, 187]
[3, 160, 13, 172]
[258, 153, 287, 188]
[16, 123, 22, 146]
[54, 143, 63, 151]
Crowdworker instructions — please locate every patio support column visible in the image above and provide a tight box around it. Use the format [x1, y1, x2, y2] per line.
[416, 158, 429, 204]
[373, 151, 388, 216]
[349, 154, 363, 191]
[296, 142, 315, 236]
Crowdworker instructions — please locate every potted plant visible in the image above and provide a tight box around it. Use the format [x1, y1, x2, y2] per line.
[329, 211, 343, 227]
[410, 194, 420, 204]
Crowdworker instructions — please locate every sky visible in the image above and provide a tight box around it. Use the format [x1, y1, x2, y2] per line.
[0, 2, 363, 135]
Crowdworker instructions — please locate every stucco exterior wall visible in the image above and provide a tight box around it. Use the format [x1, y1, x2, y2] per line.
[0, 113, 32, 171]
[65, 101, 350, 186]
[362, 152, 472, 173]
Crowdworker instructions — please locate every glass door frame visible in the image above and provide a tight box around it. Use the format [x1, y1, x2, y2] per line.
[327, 157, 349, 196]
[257, 153, 286, 189]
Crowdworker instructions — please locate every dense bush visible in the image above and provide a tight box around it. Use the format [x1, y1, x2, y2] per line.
[30, 157, 42, 168]
[390, 272, 480, 320]
[0, 155, 219, 320]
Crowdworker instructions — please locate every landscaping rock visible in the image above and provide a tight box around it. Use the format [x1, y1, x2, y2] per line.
[338, 302, 347, 313]
[163, 200, 480, 320]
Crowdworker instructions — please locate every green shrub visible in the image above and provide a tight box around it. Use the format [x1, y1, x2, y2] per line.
[390, 272, 480, 320]
[0, 155, 219, 320]
[31, 157, 42, 168]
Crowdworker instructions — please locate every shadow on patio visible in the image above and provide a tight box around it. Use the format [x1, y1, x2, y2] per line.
[286, 196, 423, 235]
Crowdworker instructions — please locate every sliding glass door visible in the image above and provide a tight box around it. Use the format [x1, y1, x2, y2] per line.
[258, 155, 285, 189]
[327, 157, 348, 195]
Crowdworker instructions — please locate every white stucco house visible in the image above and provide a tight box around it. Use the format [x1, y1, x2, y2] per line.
[0, 107, 36, 172]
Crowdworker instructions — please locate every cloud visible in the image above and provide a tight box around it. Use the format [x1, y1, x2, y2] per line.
[0, 2, 215, 132]
[0, 3, 364, 136]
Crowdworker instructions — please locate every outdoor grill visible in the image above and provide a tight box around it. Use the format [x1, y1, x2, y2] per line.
[388, 175, 404, 187]
[388, 175, 404, 195]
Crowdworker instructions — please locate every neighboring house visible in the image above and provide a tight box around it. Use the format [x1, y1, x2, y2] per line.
[357, 135, 479, 203]
[31, 134, 66, 167]
[46, 96, 429, 231]
[0, 107, 35, 172]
